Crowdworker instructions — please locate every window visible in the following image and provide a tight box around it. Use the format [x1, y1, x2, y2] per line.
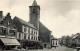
[30, 28, 31, 33]
[31, 36, 33, 40]
[24, 27, 26, 32]
[24, 25, 26, 32]
[0, 27, 3, 33]
[28, 27, 30, 33]
[36, 37, 37, 40]
[3, 28, 6, 34]
[56, 41, 57, 45]
[13, 31, 15, 35]
[2, 28, 4, 33]
[31, 29, 33, 34]
[34, 36, 35, 40]
[34, 30, 35, 34]
[19, 33, 21, 39]
[0, 27, 6, 34]
[36, 31, 37, 35]
[24, 34, 26, 39]
[26, 27, 28, 33]
[28, 35, 30, 39]
[8, 21, 10, 26]
[39, 39, 41, 41]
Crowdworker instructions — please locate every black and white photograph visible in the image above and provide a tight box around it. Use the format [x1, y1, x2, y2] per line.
[0, 0, 80, 51]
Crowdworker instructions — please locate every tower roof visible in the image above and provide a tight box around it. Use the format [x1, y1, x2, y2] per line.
[32, 0, 38, 6]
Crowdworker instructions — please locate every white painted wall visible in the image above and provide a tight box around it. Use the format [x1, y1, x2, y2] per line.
[16, 25, 39, 41]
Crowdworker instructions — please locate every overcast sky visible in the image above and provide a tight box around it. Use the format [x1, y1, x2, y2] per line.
[0, 0, 80, 38]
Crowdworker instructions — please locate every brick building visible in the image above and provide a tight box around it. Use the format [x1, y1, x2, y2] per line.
[0, 11, 20, 50]
[0, 12, 16, 37]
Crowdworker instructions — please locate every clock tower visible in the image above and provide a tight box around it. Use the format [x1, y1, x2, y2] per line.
[29, 0, 40, 30]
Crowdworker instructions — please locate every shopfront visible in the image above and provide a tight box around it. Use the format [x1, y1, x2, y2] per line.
[0, 36, 20, 50]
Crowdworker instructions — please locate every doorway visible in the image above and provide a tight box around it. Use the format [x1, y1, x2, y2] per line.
[44, 44, 46, 48]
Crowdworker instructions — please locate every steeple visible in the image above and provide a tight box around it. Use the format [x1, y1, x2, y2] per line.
[29, 0, 40, 30]
[32, 0, 38, 6]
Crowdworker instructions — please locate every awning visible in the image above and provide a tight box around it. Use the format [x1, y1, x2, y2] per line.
[0, 26, 6, 28]
[0, 38, 20, 46]
[11, 29, 16, 30]
[0, 35, 6, 38]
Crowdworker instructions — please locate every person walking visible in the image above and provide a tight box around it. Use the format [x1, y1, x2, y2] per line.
[77, 48, 80, 51]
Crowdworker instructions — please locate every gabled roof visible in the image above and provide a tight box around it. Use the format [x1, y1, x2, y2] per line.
[72, 33, 80, 39]
[14, 17, 36, 29]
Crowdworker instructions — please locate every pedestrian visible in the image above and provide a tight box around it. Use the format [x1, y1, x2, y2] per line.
[77, 48, 79, 51]
[55, 46, 56, 48]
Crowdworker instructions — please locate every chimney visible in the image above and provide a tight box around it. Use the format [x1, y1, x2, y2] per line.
[0, 11, 3, 17]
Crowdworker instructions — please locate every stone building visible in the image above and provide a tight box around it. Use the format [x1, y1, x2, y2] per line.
[29, 0, 51, 48]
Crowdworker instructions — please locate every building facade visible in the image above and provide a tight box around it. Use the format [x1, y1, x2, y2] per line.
[51, 38, 58, 47]
[0, 0, 52, 49]
[29, 0, 51, 48]
[13, 17, 42, 49]
[0, 11, 20, 50]
[0, 12, 16, 37]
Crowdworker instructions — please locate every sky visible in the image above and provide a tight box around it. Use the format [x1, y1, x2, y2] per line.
[0, 0, 80, 38]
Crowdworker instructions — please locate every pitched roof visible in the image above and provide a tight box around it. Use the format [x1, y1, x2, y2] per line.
[72, 33, 80, 39]
[39, 21, 51, 43]
[14, 17, 36, 29]
[32, 0, 39, 6]
[39, 21, 51, 32]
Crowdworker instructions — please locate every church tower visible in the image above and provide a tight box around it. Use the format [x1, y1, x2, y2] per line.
[29, 0, 40, 30]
